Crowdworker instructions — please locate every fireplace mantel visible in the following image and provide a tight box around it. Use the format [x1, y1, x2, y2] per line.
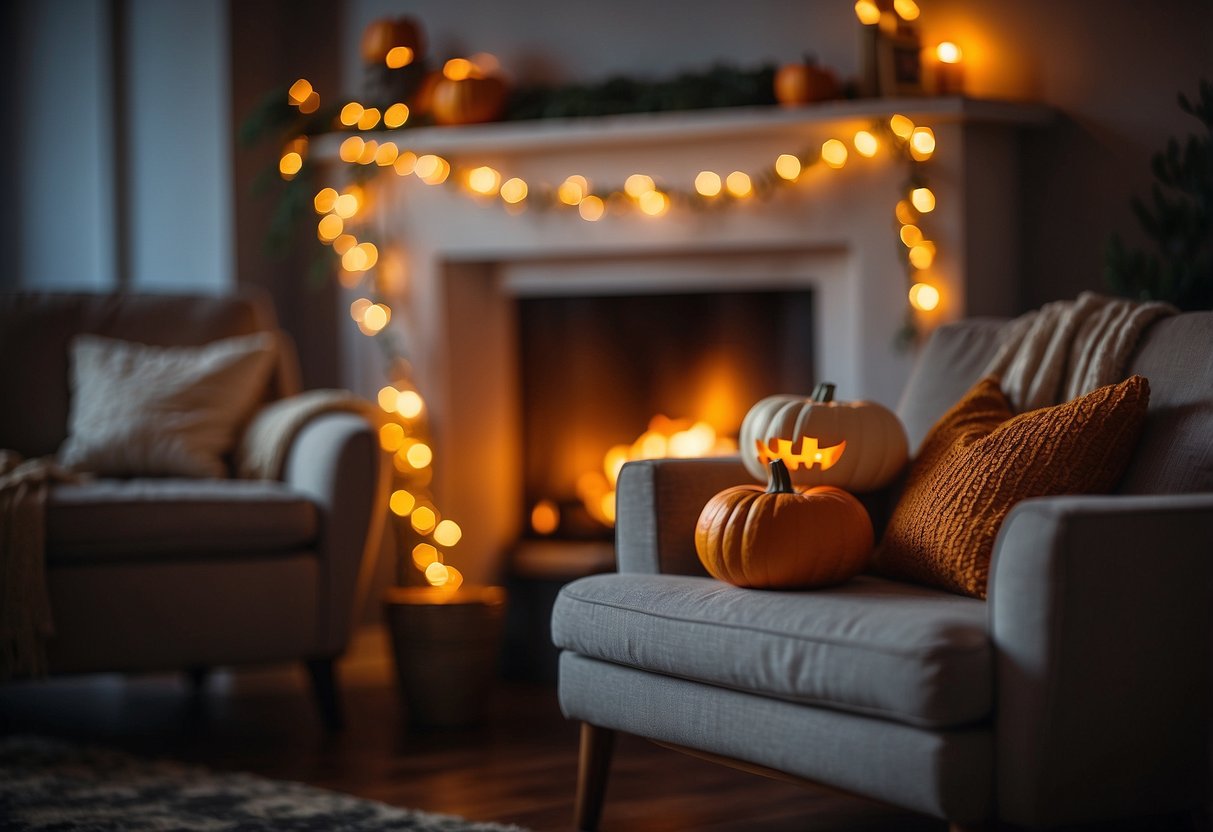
[329, 97, 1049, 583]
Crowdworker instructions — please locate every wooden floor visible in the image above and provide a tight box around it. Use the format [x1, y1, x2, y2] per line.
[0, 628, 1199, 831]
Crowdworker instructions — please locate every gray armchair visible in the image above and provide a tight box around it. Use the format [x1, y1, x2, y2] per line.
[552, 312, 1213, 830]
[0, 291, 388, 729]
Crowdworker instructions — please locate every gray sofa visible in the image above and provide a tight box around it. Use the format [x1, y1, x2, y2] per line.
[553, 312, 1213, 830]
[0, 291, 387, 728]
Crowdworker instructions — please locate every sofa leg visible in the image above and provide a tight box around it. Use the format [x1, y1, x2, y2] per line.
[574, 722, 615, 831]
[304, 657, 344, 732]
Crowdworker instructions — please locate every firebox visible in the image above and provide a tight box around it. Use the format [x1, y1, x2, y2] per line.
[517, 289, 815, 540]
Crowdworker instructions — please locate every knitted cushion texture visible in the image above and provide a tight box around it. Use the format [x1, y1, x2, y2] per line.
[875, 374, 1149, 598]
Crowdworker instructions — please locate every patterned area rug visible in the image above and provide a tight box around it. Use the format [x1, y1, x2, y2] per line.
[0, 735, 530, 831]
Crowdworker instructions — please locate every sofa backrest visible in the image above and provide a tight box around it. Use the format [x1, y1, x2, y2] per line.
[0, 291, 302, 459]
[897, 311, 1213, 496]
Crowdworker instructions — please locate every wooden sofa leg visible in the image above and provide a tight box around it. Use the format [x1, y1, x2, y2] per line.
[574, 722, 616, 831]
[305, 657, 344, 732]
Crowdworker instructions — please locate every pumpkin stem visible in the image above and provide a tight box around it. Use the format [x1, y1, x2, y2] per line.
[811, 382, 836, 403]
[766, 458, 795, 494]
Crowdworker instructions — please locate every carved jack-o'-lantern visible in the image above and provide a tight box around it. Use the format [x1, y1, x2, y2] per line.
[695, 459, 874, 589]
[739, 382, 908, 492]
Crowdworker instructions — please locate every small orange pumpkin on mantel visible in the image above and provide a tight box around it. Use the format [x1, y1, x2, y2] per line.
[361, 16, 426, 66]
[773, 58, 841, 106]
[739, 382, 908, 492]
[430, 58, 508, 126]
[695, 459, 874, 589]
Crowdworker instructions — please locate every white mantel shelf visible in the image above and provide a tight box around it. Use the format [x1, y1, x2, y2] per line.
[318, 96, 1051, 156]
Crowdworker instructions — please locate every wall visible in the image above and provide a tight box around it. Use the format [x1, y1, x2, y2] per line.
[6, 0, 234, 291]
[344, 0, 1213, 311]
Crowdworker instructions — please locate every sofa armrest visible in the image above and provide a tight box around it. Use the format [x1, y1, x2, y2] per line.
[281, 412, 389, 655]
[988, 492, 1213, 828]
[615, 458, 751, 575]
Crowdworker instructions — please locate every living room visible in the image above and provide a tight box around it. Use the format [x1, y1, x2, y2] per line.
[1, 1, 1211, 830]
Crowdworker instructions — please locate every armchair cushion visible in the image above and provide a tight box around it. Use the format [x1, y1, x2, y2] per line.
[45, 479, 317, 564]
[876, 374, 1149, 598]
[58, 332, 276, 478]
[552, 572, 991, 729]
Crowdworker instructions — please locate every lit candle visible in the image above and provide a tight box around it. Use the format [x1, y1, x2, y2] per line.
[933, 42, 964, 96]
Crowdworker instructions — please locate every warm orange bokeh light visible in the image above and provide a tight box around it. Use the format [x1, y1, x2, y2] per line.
[433, 519, 462, 547]
[391, 489, 417, 517]
[386, 46, 415, 69]
[531, 500, 560, 535]
[853, 130, 879, 157]
[396, 390, 424, 419]
[288, 78, 313, 105]
[578, 195, 605, 221]
[384, 102, 410, 128]
[821, 139, 848, 169]
[694, 170, 722, 197]
[725, 171, 752, 198]
[500, 177, 528, 204]
[775, 154, 801, 181]
[909, 282, 941, 311]
[854, 0, 881, 25]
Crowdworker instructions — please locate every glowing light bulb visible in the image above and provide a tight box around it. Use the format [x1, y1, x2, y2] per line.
[338, 136, 364, 163]
[725, 171, 752, 197]
[299, 92, 320, 114]
[406, 442, 433, 468]
[937, 42, 963, 64]
[333, 234, 357, 255]
[340, 102, 364, 127]
[393, 151, 418, 176]
[900, 224, 924, 247]
[350, 298, 372, 322]
[415, 155, 450, 185]
[821, 139, 848, 169]
[412, 543, 438, 569]
[531, 500, 560, 535]
[314, 187, 338, 214]
[890, 114, 915, 139]
[278, 152, 303, 178]
[288, 78, 313, 105]
[333, 193, 359, 218]
[638, 190, 669, 216]
[356, 140, 379, 165]
[558, 175, 589, 205]
[379, 422, 405, 451]
[378, 386, 399, 412]
[694, 171, 722, 197]
[893, 0, 920, 21]
[467, 166, 502, 195]
[895, 199, 917, 225]
[853, 130, 879, 158]
[390, 490, 416, 517]
[909, 282, 941, 311]
[412, 506, 437, 534]
[357, 242, 379, 269]
[911, 187, 936, 213]
[357, 108, 381, 131]
[433, 520, 462, 547]
[443, 58, 474, 81]
[775, 154, 801, 181]
[424, 561, 449, 586]
[317, 214, 343, 242]
[375, 142, 399, 166]
[910, 127, 936, 160]
[624, 174, 655, 198]
[362, 303, 389, 333]
[500, 177, 528, 204]
[383, 102, 410, 128]
[385, 46, 414, 68]
[909, 241, 937, 269]
[854, 0, 881, 24]
[578, 195, 605, 221]
[396, 390, 424, 419]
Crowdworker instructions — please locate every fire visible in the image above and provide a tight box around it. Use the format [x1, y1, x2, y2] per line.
[548, 416, 737, 531]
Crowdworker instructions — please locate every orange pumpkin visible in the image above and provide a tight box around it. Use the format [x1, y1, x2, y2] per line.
[361, 16, 426, 66]
[695, 459, 874, 589]
[430, 75, 508, 126]
[773, 60, 840, 106]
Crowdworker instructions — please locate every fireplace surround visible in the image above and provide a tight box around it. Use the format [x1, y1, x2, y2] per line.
[330, 97, 1049, 583]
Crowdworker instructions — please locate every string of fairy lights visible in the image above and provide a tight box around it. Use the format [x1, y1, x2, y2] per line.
[273, 0, 951, 584]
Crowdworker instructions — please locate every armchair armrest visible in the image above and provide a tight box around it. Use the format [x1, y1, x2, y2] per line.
[989, 492, 1213, 828]
[282, 412, 389, 655]
[615, 458, 751, 575]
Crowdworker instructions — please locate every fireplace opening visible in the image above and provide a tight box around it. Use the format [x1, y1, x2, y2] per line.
[517, 289, 815, 540]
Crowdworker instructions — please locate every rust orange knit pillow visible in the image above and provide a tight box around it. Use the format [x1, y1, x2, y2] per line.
[874, 374, 1149, 598]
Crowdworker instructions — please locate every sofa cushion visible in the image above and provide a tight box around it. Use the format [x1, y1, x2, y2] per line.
[876, 375, 1149, 599]
[58, 333, 277, 478]
[552, 573, 991, 729]
[45, 479, 318, 564]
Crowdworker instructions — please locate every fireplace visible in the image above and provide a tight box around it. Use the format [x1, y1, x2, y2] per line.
[518, 288, 814, 539]
[338, 99, 1047, 584]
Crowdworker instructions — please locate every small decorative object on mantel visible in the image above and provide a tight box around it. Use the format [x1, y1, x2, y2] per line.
[930, 41, 965, 96]
[773, 56, 841, 106]
[855, 0, 924, 97]
[738, 382, 908, 492]
[695, 458, 874, 590]
[429, 56, 509, 126]
[1105, 79, 1213, 311]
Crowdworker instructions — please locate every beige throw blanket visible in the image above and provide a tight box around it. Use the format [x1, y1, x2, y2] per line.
[237, 389, 378, 480]
[0, 453, 80, 679]
[982, 291, 1176, 412]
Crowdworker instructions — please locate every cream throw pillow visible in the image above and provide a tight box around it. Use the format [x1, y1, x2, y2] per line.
[58, 332, 277, 478]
